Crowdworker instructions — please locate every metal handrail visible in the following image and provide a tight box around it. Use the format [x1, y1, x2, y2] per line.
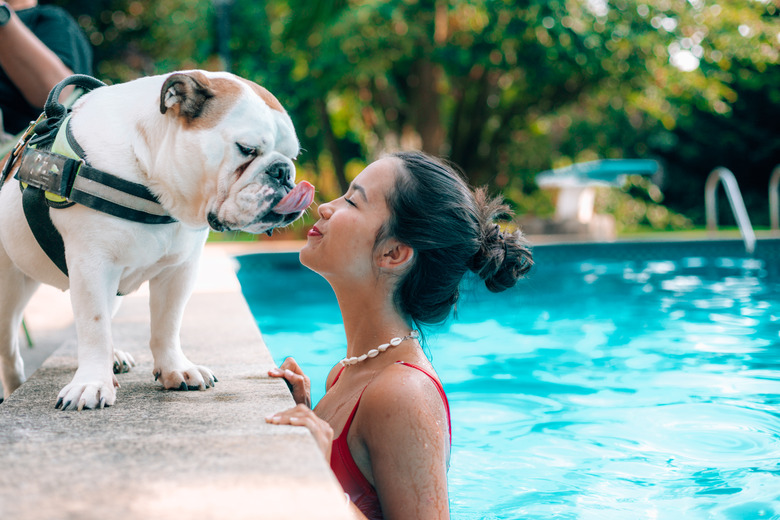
[705, 167, 756, 254]
[770, 165, 780, 234]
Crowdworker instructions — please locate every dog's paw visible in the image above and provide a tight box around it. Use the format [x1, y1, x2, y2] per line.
[113, 349, 136, 374]
[56, 375, 116, 411]
[153, 364, 218, 391]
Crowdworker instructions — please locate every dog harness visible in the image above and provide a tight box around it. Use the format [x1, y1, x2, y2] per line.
[1, 75, 176, 276]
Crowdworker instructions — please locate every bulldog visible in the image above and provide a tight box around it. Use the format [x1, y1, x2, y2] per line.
[0, 70, 314, 410]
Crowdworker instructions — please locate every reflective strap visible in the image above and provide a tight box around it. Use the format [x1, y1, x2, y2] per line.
[71, 174, 170, 217]
[68, 163, 176, 224]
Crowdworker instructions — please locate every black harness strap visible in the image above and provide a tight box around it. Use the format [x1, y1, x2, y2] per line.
[15, 75, 105, 277]
[22, 186, 69, 276]
[65, 116, 87, 158]
[68, 164, 176, 224]
[18, 146, 176, 225]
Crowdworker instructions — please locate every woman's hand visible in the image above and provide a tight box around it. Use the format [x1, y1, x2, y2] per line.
[265, 404, 334, 461]
[268, 357, 311, 407]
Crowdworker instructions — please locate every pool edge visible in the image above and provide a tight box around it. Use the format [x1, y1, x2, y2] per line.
[0, 243, 353, 520]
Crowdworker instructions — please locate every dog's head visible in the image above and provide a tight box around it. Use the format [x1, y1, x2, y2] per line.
[159, 71, 314, 234]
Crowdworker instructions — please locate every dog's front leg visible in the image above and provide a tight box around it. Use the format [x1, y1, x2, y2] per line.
[149, 260, 217, 391]
[56, 263, 121, 411]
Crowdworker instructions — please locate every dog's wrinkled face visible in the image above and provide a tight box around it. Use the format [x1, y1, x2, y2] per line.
[159, 71, 314, 234]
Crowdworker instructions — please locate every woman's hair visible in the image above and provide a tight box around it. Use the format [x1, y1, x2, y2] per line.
[376, 150, 533, 326]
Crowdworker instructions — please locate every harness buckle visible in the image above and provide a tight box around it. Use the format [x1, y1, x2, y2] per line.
[17, 148, 81, 198]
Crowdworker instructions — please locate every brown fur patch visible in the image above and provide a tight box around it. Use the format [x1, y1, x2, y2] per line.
[190, 72, 243, 130]
[163, 71, 243, 130]
[238, 78, 285, 113]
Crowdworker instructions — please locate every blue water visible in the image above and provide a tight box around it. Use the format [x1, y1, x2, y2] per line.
[236, 240, 780, 520]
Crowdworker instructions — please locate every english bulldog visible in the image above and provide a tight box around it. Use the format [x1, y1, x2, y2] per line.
[0, 70, 314, 410]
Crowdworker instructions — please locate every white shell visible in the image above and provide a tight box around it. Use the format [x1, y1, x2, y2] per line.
[336, 331, 419, 367]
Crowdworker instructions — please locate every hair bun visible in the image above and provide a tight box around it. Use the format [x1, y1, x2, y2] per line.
[467, 190, 533, 292]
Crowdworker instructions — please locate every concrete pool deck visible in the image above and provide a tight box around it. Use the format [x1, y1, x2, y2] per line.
[0, 242, 352, 519]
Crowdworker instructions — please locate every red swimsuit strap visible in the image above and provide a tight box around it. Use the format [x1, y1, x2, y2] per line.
[332, 365, 346, 385]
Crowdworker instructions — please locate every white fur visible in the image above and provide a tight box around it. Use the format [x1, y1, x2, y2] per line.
[0, 70, 301, 409]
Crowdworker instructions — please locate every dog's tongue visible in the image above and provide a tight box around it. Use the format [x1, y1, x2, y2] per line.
[273, 180, 315, 215]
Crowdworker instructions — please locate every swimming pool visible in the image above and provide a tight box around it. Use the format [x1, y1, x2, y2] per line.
[236, 239, 780, 520]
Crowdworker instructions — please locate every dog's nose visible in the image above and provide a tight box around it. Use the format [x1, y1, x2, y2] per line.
[207, 212, 224, 231]
[267, 161, 292, 187]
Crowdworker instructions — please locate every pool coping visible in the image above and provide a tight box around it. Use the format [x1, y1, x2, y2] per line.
[0, 243, 353, 520]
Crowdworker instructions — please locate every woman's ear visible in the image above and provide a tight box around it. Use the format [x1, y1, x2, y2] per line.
[376, 239, 414, 271]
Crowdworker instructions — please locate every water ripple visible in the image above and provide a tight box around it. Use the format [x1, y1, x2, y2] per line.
[615, 403, 780, 468]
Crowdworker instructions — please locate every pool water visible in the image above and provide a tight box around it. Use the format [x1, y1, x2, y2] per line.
[236, 239, 780, 520]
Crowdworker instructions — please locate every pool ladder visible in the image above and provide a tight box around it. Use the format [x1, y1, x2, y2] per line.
[705, 167, 756, 254]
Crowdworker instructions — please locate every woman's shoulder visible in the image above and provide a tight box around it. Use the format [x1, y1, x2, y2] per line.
[355, 361, 450, 455]
[360, 361, 446, 422]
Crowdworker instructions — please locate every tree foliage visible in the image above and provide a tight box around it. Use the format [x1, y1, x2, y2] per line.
[50, 0, 780, 226]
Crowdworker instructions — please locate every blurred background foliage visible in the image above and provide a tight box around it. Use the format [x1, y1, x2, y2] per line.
[49, 0, 780, 235]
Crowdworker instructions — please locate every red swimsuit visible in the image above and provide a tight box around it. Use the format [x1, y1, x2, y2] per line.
[329, 362, 452, 520]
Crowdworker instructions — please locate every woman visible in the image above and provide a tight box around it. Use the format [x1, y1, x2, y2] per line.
[266, 151, 532, 519]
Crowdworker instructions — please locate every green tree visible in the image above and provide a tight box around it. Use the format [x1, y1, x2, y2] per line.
[51, 0, 780, 226]
[252, 0, 778, 220]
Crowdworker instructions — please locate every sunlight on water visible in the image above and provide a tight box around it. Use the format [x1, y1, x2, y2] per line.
[237, 243, 780, 520]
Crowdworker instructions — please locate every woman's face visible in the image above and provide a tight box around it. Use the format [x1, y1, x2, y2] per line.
[299, 157, 400, 282]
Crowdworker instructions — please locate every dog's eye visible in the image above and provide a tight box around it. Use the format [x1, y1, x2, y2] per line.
[237, 143, 257, 157]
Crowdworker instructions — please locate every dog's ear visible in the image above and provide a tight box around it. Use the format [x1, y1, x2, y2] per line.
[160, 72, 214, 120]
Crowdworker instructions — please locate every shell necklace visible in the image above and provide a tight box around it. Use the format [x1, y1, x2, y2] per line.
[339, 330, 420, 367]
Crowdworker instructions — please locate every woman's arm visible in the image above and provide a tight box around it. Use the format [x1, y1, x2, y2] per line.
[356, 367, 451, 519]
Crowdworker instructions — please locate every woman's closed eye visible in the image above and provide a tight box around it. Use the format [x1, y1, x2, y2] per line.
[342, 182, 368, 209]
